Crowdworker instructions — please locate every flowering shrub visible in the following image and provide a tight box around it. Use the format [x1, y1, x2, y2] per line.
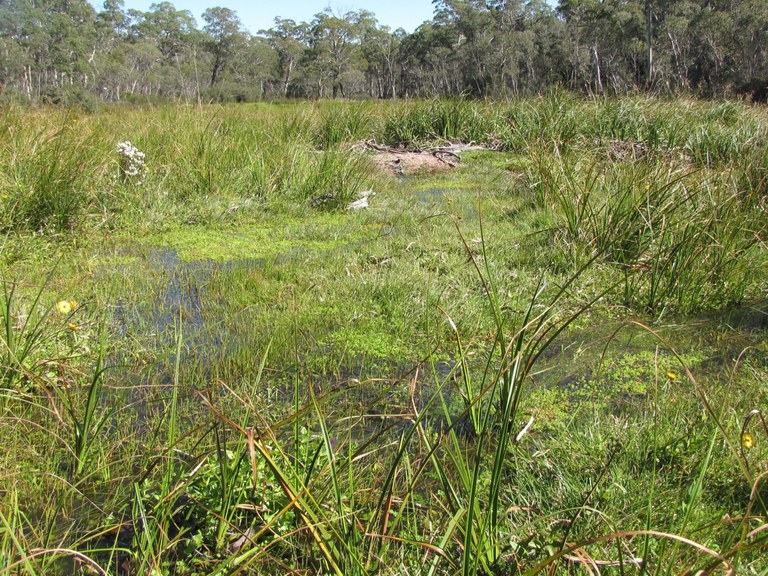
[116, 141, 146, 180]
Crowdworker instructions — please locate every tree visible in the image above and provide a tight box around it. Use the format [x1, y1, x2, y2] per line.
[399, 21, 459, 96]
[96, 0, 128, 40]
[122, 3, 200, 98]
[307, 9, 363, 98]
[202, 6, 247, 86]
[729, 0, 768, 92]
[558, 0, 646, 93]
[0, 0, 97, 99]
[263, 18, 308, 97]
[129, 2, 196, 62]
[360, 23, 403, 98]
[426, 0, 559, 96]
[688, 3, 733, 92]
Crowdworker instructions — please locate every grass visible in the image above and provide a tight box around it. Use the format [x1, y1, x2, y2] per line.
[0, 94, 767, 574]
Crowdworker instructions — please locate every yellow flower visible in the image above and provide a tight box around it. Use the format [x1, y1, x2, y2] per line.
[742, 433, 755, 450]
[67, 322, 80, 331]
[56, 300, 72, 315]
[667, 370, 678, 380]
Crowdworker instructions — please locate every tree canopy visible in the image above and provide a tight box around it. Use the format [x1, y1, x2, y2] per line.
[0, 0, 764, 103]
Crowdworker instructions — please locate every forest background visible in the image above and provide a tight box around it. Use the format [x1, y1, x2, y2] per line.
[1, 0, 767, 106]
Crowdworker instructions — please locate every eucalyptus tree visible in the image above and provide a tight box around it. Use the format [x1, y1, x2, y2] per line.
[359, 24, 404, 98]
[128, 2, 196, 62]
[555, 0, 764, 94]
[693, 0, 768, 94]
[687, 2, 734, 92]
[91, 0, 128, 100]
[226, 35, 277, 99]
[398, 21, 460, 96]
[263, 18, 309, 97]
[645, 0, 697, 91]
[96, 0, 128, 42]
[305, 8, 360, 98]
[0, 0, 34, 95]
[124, 2, 200, 97]
[424, 0, 561, 96]
[602, 1, 646, 90]
[489, 0, 560, 94]
[431, 0, 496, 95]
[557, 0, 607, 91]
[730, 0, 768, 92]
[202, 6, 248, 86]
[557, 0, 647, 93]
[525, 0, 569, 90]
[347, 10, 403, 98]
[0, 0, 97, 99]
[0, 33, 24, 93]
[0, 0, 763, 103]
[646, 0, 767, 95]
[306, 9, 364, 98]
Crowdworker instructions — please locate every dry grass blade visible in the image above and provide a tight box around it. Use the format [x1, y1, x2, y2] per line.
[525, 529, 735, 575]
[0, 548, 110, 576]
[198, 388, 346, 575]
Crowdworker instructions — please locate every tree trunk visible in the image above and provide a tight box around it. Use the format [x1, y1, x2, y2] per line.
[593, 44, 603, 93]
[646, 1, 654, 89]
[282, 59, 293, 96]
[210, 58, 221, 86]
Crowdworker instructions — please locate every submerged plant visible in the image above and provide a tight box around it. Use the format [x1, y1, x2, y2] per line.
[51, 321, 110, 479]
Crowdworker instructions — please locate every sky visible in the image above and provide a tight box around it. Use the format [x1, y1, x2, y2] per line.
[91, 0, 439, 34]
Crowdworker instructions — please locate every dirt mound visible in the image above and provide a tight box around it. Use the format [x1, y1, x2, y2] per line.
[354, 140, 489, 177]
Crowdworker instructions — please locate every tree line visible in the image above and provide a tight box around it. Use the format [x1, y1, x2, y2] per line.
[0, 0, 766, 105]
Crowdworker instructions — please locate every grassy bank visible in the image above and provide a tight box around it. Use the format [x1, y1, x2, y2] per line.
[1, 95, 768, 574]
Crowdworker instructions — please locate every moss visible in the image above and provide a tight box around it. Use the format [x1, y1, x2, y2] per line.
[142, 214, 371, 262]
[325, 325, 408, 361]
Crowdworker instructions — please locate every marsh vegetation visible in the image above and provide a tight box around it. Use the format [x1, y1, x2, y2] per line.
[1, 95, 768, 574]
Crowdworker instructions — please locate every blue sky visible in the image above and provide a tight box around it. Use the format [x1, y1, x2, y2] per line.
[91, 0, 439, 33]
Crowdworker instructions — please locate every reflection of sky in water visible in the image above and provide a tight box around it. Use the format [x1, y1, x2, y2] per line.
[415, 187, 447, 204]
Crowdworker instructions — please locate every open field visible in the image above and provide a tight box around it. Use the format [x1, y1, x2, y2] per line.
[1, 95, 768, 575]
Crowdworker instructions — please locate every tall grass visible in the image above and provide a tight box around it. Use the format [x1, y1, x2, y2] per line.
[1, 278, 52, 392]
[0, 104, 382, 233]
[381, 99, 505, 145]
[0, 111, 103, 232]
[314, 101, 378, 149]
[527, 137, 767, 316]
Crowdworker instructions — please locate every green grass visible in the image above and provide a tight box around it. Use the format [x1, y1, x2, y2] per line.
[1, 95, 767, 574]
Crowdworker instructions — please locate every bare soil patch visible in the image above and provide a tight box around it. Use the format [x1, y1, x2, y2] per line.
[354, 140, 490, 177]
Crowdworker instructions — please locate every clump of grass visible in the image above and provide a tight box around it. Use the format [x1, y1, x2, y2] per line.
[295, 149, 374, 208]
[0, 111, 103, 233]
[313, 101, 378, 149]
[0, 271, 90, 394]
[381, 99, 501, 146]
[527, 140, 766, 316]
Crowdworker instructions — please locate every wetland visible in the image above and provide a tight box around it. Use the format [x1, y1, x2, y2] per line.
[1, 96, 768, 574]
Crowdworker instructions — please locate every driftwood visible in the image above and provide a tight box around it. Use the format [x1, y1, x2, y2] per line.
[354, 139, 492, 155]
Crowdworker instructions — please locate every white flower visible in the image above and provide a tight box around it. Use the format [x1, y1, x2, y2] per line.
[116, 141, 147, 178]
